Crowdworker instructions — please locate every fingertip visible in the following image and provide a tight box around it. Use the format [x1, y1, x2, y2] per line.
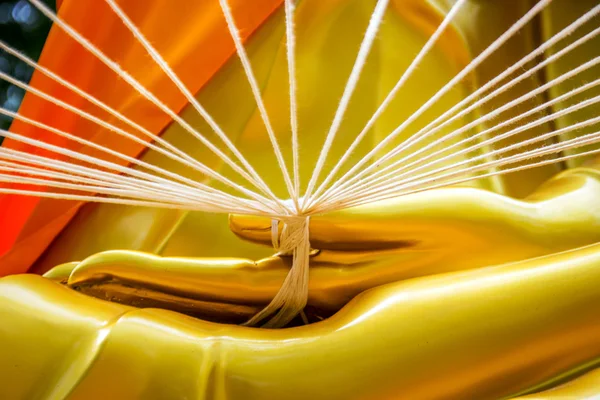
[229, 214, 274, 245]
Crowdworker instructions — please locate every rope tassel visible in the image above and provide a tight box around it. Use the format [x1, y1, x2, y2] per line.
[244, 216, 311, 328]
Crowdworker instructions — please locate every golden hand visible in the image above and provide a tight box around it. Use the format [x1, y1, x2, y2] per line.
[0, 163, 599, 400]
[51, 159, 600, 325]
[2, 225, 600, 399]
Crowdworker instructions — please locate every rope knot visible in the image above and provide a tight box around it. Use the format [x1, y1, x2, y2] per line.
[272, 216, 308, 255]
[245, 215, 311, 328]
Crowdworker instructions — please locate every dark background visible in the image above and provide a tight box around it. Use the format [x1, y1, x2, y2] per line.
[0, 0, 55, 144]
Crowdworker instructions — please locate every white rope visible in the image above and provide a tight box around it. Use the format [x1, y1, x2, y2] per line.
[0, 159, 195, 204]
[27, 0, 290, 214]
[218, 0, 296, 203]
[102, 0, 283, 210]
[0, 186, 209, 209]
[285, 0, 301, 212]
[243, 216, 311, 328]
[242, 0, 391, 326]
[301, 0, 390, 209]
[0, 41, 199, 178]
[327, 20, 600, 205]
[0, 147, 205, 204]
[0, 106, 267, 211]
[322, 132, 600, 212]
[330, 110, 600, 209]
[372, 10, 600, 170]
[316, 6, 600, 205]
[0, 172, 203, 205]
[0, 41, 277, 212]
[0, 130, 267, 214]
[325, 60, 600, 204]
[307, 0, 468, 207]
[339, 86, 600, 203]
[322, 113, 600, 210]
[317, 0, 552, 206]
[0, 148, 260, 213]
[0, 71, 284, 212]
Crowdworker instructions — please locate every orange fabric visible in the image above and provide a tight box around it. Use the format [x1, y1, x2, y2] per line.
[0, 0, 282, 275]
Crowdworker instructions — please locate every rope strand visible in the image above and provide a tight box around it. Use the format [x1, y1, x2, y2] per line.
[0, 40, 277, 211]
[319, 16, 600, 204]
[320, 0, 552, 205]
[323, 60, 600, 205]
[219, 0, 296, 204]
[285, 0, 301, 212]
[27, 0, 289, 214]
[322, 120, 600, 210]
[0, 105, 267, 211]
[322, 134, 600, 212]
[103, 0, 284, 210]
[307, 0, 469, 207]
[302, 0, 390, 209]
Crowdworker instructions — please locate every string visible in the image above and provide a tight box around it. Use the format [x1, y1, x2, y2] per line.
[0, 130, 269, 214]
[322, 113, 600, 210]
[325, 59, 600, 204]
[284, 0, 300, 212]
[324, 106, 600, 208]
[0, 106, 270, 211]
[321, 133, 600, 212]
[0, 71, 285, 213]
[0, 147, 262, 214]
[333, 80, 600, 203]
[218, 0, 296, 203]
[319, 13, 600, 204]
[372, 10, 600, 170]
[0, 159, 258, 216]
[102, 0, 283, 210]
[27, 0, 290, 214]
[0, 159, 201, 205]
[0, 41, 277, 211]
[317, 8, 600, 205]
[243, 216, 310, 328]
[242, 0, 392, 325]
[317, 0, 552, 206]
[0, 172, 205, 205]
[302, 0, 390, 209]
[0, 160, 139, 189]
[0, 187, 216, 210]
[307, 0, 468, 207]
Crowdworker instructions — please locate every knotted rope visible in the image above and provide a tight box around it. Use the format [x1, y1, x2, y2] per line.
[244, 216, 311, 328]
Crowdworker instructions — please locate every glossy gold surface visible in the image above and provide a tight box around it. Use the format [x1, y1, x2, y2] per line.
[2, 240, 600, 399]
[0, 156, 593, 399]
[2, 0, 600, 399]
[513, 368, 600, 399]
[60, 161, 600, 321]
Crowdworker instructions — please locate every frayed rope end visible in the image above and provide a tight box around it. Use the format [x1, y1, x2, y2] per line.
[243, 216, 311, 328]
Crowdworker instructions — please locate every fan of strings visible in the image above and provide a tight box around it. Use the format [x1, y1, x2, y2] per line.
[0, 0, 599, 326]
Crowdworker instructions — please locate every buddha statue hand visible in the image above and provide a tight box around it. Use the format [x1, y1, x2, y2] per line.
[2, 160, 600, 399]
[40, 158, 600, 325]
